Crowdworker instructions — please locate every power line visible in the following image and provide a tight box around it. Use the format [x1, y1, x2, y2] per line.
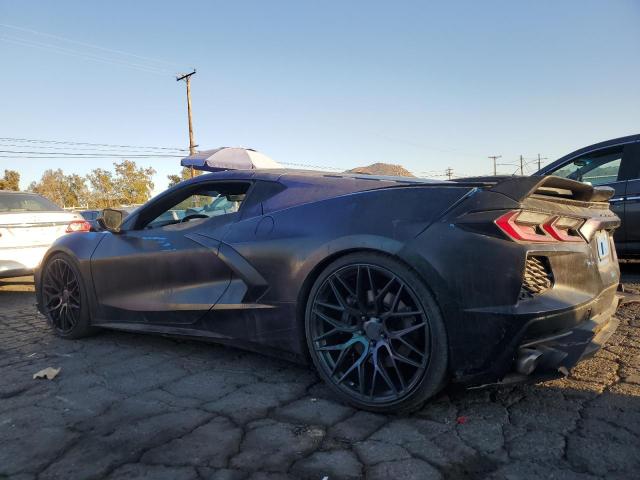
[0, 137, 189, 152]
[0, 150, 184, 158]
[0, 35, 175, 77]
[0, 143, 188, 156]
[0, 23, 183, 69]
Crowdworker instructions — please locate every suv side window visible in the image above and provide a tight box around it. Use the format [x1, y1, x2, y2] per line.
[549, 147, 623, 186]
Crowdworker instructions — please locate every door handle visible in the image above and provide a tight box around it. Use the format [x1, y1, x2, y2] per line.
[609, 197, 625, 203]
[626, 195, 640, 201]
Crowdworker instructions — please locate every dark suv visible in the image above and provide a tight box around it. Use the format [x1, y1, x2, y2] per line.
[536, 134, 640, 256]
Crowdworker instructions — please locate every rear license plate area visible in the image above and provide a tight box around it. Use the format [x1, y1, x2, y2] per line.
[595, 230, 610, 264]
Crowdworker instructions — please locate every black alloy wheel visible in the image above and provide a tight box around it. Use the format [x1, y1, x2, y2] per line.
[306, 253, 448, 412]
[41, 254, 93, 338]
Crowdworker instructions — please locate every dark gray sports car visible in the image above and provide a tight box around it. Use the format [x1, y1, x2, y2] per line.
[35, 169, 621, 412]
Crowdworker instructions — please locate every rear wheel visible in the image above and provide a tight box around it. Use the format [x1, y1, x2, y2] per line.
[305, 252, 448, 413]
[41, 253, 94, 339]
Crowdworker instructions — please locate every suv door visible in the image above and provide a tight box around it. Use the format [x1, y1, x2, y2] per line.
[618, 142, 640, 253]
[543, 145, 631, 252]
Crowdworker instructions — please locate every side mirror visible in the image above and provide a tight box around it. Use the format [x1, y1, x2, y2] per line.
[98, 208, 125, 233]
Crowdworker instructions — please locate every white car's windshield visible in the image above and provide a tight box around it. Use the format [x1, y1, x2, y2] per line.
[0, 193, 61, 213]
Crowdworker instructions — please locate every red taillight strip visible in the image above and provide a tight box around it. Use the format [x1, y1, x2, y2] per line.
[66, 220, 91, 233]
[495, 210, 553, 242]
[541, 217, 584, 243]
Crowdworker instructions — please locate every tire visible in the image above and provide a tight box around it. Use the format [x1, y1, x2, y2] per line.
[305, 252, 448, 413]
[40, 253, 95, 339]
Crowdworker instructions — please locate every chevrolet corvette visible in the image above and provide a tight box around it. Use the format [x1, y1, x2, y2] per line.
[35, 169, 621, 412]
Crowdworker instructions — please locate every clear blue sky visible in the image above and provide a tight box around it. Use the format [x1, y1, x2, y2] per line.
[1, 0, 638, 192]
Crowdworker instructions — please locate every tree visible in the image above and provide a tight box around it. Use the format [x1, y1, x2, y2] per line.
[30, 169, 89, 208]
[167, 167, 199, 188]
[86, 168, 117, 209]
[113, 160, 156, 205]
[0, 170, 20, 191]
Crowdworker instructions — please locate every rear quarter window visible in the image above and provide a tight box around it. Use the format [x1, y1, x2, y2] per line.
[0, 193, 62, 212]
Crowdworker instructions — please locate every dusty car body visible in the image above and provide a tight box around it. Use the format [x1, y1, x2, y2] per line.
[0, 191, 86, 278]
[35, 169, 621, 411]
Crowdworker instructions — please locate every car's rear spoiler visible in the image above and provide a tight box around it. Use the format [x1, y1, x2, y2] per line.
[451, 175, 614, 203]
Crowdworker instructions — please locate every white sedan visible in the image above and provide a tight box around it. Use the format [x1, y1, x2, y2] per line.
[0, 191, 90, 278]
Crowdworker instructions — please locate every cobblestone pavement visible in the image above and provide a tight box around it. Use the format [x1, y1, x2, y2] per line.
[1, 268, 639, 480]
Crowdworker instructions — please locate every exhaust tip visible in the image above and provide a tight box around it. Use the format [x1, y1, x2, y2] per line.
[516, 348, 543, 375]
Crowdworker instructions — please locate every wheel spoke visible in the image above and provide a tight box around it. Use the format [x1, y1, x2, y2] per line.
[388, 322, 426, 338]
[358, 362, 366, 395]
[315, 301, 344, 311]
[390, 284, 404, 313]
[313, 309, 356, 332]
[385, 310, 423, 318]
[394, 336, 426, 359]
[313, 328, 339, 342]
[391, 348, 423, 369]
[355, 266, 368, 312]
[382, 342, 406, 391]
[376, 358, 397, 394]
[330, 343, 353, 375]
[335, 273, 356, 298]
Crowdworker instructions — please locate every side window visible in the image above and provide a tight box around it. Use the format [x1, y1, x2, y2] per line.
[143, 183, 250, 229]
[549, 148, 623, 186]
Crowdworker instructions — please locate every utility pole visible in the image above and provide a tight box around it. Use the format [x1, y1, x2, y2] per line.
[519, 155, 524, 175]
[445, 167, 453, 180]
[536, 153, 548, 171]
[488, 155, 501, 176]
[176, 69, 197, 178]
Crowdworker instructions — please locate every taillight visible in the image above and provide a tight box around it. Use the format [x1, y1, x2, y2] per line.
[66, 220, 92, 233]
[541, 216, 584, 242]
[495, 210, 585, 243]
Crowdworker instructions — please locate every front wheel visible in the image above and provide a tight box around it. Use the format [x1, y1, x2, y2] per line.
[41, 253, 95, 339]
[305, 252, 448, 413]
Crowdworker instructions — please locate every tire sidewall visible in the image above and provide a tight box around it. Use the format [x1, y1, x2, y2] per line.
[305, 252, 448, 413]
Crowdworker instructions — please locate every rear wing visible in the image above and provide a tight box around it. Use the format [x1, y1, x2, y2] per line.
[452, 176, 614, 203]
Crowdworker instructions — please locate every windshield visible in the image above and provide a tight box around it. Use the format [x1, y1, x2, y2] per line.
[0, 193, 62, 212]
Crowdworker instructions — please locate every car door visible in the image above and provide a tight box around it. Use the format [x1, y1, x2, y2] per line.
[543, 144, 630, 250]
[618, 142, 640, 253]
[90, 181, 251, 326]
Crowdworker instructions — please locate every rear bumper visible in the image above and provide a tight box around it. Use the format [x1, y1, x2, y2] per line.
[454, 284, 620, 386]
[0, 246, 48, 278]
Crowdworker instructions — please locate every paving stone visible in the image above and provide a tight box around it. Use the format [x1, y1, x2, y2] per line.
[354, 439, 411, 465]
[203, 381, 307, 423]
[230, 420, 323, 472]
[198, 468, 248, 480]
[291, 449, 362, 479]
[505, 429, 565, 461]
[456, 418, 505, 454]
[39, 409, 211, 479]
[328, 411, 388, 442]
[368, 458, 442, 480]
[142, 416, 242, 468]
[566, 418, 640, 476]
[164, 370, 257, 402]
[273, 397, 354, 427]
[107, 464, 199, 480]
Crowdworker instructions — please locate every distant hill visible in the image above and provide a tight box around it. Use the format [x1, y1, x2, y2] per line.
[346, 163, 415, 177]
